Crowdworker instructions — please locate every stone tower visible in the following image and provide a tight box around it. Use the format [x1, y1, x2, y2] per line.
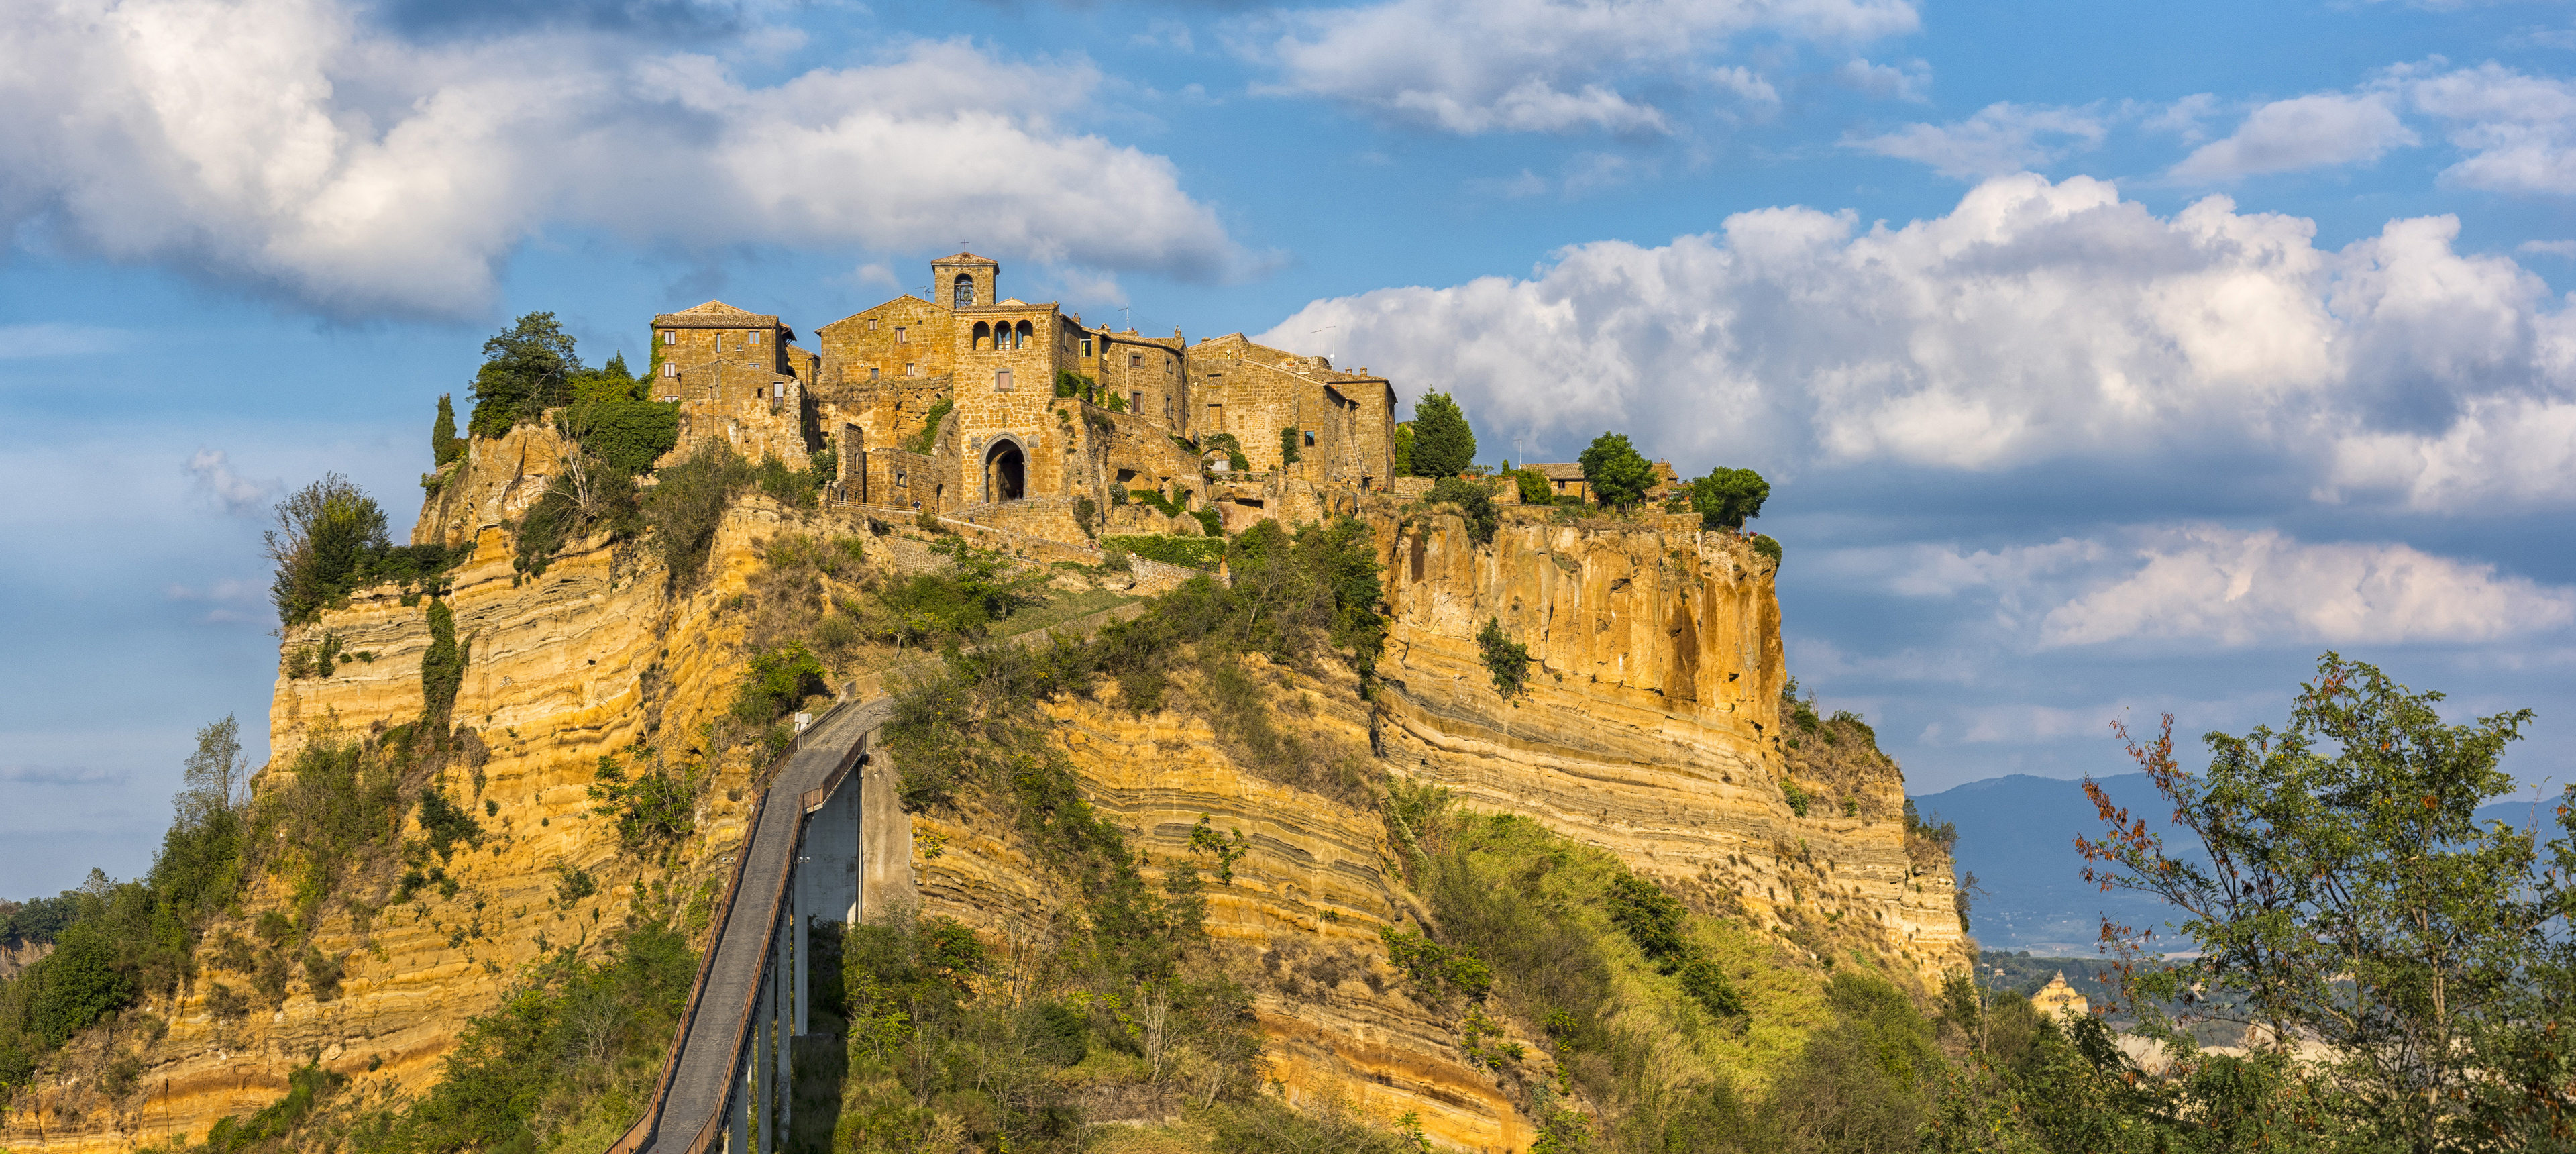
[931, 252, 1000, 309]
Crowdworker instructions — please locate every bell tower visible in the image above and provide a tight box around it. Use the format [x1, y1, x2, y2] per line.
[930, 252, 1000, 309]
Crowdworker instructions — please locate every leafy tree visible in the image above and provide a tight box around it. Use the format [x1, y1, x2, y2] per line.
[560, 399, 678, 474]
[265, 474, 391, 625]
[1278, 425, 1302, 466]
[2079, 653, 2569, 1154]
[431, 395, 465, 467]
[1393, 422, 1415, 476]
[1408, 393, 1476, 478]
[1689, 466, 1770, 529]
[1576, 431, 1656, 509]
[1476, 617, 1530, 697]
[467, 311, 584, 438]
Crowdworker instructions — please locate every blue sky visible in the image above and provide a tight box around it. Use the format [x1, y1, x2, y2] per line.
[6, 0, 2575, 896]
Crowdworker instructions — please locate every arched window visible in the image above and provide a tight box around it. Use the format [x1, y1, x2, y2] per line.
[972, 321, 991, 350]
[953, 273, 974, 308]
[1015, 321, 1032, 350]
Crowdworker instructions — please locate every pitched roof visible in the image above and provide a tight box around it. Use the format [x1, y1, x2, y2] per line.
[932, 252, 1000, 266]
[1527, 462, 1586, 480]
[653, 300, 782, 329]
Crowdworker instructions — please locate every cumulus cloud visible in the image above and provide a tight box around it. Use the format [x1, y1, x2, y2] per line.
[2168, 93, 2417, 181]
[2039, 527, 2575, 646]
[184, 450, 276, 516]
[1258, 174, 2576, 511]
[0, 0, 1244, 318]
[1847, 102, 2107, 178]
[1256, 0, 1917, 134]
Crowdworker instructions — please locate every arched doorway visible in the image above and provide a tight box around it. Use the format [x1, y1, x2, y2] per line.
[985, 439, 1026, 503]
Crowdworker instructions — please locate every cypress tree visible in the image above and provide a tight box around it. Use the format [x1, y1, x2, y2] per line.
[433, 395, 464, 466]
[1409, 393, 1475, 478]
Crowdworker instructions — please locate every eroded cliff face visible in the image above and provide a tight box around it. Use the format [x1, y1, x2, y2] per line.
[8, 454, 1963, 1153]
[1369, 506, 1968, 985]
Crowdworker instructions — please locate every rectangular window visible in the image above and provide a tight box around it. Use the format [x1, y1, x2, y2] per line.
[750, 330, 761, 346]
[896, 470, 908, 488]
[1304, 430, 1316, 447]
[870, 366, 881, 382]
[868, 319, 879, 332]
[661, 329, 675, 345]
[1130, 354, 1142, 368]
[997, 368, 1014, 391]
[773, 382, 784, 399]
[1081, 338, 1092, 357]
[1131, 391, 1143, 412]
[896, 327, 908, 344]
[906, 362, 916, 376]
[663, 362, 676, 378]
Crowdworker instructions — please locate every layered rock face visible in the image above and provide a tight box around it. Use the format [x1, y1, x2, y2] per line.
[1369, 506, 1968, 984]
[7, 450, 1961, 1152]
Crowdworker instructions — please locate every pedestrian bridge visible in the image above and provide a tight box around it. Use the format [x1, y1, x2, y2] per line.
[603, 696, 900, 1154]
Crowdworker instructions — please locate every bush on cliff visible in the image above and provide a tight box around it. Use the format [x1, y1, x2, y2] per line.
[466, 311, 582, 437]
[266, 474, 390, 626]
[1690, 466, 1770, 530]
[1424, 476, 1497, 545]
[643, 441, 755, 587]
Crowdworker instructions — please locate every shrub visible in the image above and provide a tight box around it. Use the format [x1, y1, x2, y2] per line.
[1688, 466, 1770, 529]
[906, 398, 953, 454]
[1476, 618, 1530, 697]
[1102, 534, 1226, 570]
[1409, 392, 1476, 478]
[1781, 777, 1811, 817]
[1192, 508, 1225, 537]
[421, 600, 467, 728]
[1129, 488, 1185, 519]
[416, 788, 484, 862]
[732, 643, 826, 724]
[1513, 467, 1552, 505]
[1750, 534, 1781, 565]
[1425, 477, 1497, 545]
[265, 475, 391, 626]
[644, 441, 755, 586]
[1576, 431, 1657, 509]
[588, 755, 696, 855]
[1603, 874, 1688, 967]
[560, 399, 679, 474]
[1377, 925, 1493, 999]
[1073, 496, 1097, 539]
[1392, 423, 1415, 476]
[1278, 425, 1302, 465]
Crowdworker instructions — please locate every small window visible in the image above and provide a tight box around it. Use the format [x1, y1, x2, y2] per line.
[870, 366, 881, 382]
[1165, 357, 1174, 375]
[773, 382, 784, 399]
[750, 330, 761, 346]
[896, 327, 907, 344]
[662, 362, 676, 378]
[1015, 320, 1032, 350]
[661, 329, 675, 345]
[906, 362, 916, 376]
[1304, 429, 1316, 447]
[896, 470, 907, 488]
[1130, 354, 1142, 368]
[1081, 337, 1093, 357]
[996, 368, 1013, 391]
[1130, 391, 1144, 412]
[868, 319, 879, 332]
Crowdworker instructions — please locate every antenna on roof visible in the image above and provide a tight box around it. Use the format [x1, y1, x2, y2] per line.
[1312, 325, 1338, 364]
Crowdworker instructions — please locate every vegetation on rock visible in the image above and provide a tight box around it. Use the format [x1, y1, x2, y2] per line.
[1576, 432, 1656, 509]
[1406, 392, 1476, 478]
[1688, 466, 1770, 530]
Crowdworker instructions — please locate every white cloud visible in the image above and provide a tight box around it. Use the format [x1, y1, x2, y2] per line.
[2519, 240, 2576, 258]
[1834, 58, 1930, 103]
[2169, 93, 2416, 181]
[1256, 0, 1915, 135]
[2141, 93, 2221, 144]
[0, 1, 1243, 318]
[1847, 102, 2107, 178]
[2405, 62, 2576, 195]
[1259, 174, 2576, 511]
[183, 450, 277, 516]
[2039, 527, 2575, 646]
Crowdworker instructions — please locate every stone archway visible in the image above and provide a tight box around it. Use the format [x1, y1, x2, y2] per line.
[984, 438, 1026, 503]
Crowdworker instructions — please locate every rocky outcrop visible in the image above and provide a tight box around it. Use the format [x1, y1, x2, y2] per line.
[1369, 505, 1968, 985]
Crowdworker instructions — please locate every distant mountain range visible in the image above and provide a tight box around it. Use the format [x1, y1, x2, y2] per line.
[1913, 773, 2560, 955]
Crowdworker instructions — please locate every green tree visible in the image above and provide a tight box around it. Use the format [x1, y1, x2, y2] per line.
[1426, 477, 1497, 545]
[1688, 466, 1770, 529]
[1576, 431, 1656, 509]
[2079, 653, 2571, 1154]
[1279, 425, 1303, 466]
[431, 395, 465, 467]
[264, 475, 390, 625]
[1408, 393, 1476, 478]
[1393, 423, 1415, 476]
[1513, 467, 1552, 505]
[467, 311, 584, 438]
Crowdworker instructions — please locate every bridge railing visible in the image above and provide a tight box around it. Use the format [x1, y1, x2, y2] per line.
[602, 696, 867, 1154]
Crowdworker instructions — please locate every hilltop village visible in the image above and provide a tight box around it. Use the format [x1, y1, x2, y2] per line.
[637, 252, 1676, 550]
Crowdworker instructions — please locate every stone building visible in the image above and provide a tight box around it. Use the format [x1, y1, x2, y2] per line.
[1518, 458, 1680, 505]
[649, 253, 1403, 549]
[2031, 972, 2090, 1022]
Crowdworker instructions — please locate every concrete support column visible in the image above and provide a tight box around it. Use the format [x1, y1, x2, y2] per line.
[775, 910, 794, 1137]
[729, 1043, 751, 1154]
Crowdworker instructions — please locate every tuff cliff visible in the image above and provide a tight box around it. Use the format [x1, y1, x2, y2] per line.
[2, 426, 1965, 1153]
